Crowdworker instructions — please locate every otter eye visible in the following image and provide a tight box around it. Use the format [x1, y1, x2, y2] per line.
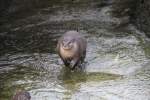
[69, 42, 73, 46]
[69, 42, 71, 45]
[68, 41, 71, 44]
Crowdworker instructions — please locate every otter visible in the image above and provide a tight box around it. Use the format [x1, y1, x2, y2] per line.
[57, 31, 87, 70]
[12, 91, 31, 100]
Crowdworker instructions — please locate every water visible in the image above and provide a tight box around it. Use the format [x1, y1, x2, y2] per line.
[0, 0, 150, 100]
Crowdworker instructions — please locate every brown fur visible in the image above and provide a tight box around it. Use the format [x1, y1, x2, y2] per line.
[12, 91, 31, 100]
[57, 31, 87, 69]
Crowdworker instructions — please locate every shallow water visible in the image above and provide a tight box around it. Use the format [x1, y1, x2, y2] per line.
[0, 0, 150, 100]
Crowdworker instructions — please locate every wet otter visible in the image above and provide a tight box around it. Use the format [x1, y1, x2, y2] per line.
[12, 91, 31, 100]
[57, 31, 87, 69]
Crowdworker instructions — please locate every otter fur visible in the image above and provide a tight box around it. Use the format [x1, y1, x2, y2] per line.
[57, 31, 87, 69]
[12, 91, 31, 100]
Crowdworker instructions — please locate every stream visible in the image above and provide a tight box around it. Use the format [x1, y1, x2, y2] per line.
[0, 0, 150, 100]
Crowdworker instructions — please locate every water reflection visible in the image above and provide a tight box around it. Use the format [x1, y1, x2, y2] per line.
[29, 66, 121, 100]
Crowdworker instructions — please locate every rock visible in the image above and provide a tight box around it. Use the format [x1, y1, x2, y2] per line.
[134, 0, 150, 37]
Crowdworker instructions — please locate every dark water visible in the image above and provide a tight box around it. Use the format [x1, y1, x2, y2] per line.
[0, 0, 150, 100]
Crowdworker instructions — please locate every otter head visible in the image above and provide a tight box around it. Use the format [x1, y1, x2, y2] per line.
[61, 37, 76, 50]
[12, 91, 31, 100]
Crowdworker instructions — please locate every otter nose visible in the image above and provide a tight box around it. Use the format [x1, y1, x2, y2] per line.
[63, 41, 69, 46]
[63, 42, 68, 48]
